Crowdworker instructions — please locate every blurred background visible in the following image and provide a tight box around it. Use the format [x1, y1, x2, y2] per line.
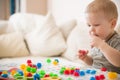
[0, 0, 120, 24]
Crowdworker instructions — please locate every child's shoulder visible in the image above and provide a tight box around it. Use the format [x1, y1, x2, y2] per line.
[109, 32, 120, 50]
[108, 32, 120, 44]
[115, 32, 120, 39]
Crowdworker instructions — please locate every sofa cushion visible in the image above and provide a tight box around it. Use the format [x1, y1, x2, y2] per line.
[58, 19, 77, 40]
[62, 22, 91, 61]
[25, 13, 66, 56]
[0, 32, 29, 57]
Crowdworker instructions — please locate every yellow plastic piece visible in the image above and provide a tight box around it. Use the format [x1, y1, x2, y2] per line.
[66, 67, 70, 70]
[53, 61, 58, 66]
[24, 71, 28, 77]
[20, 64, 26, 70]
[41, 77, 61, 80]
[108, 72, 118, 79]
[2, 71, 7, 74]
[11, 70, 17, 76]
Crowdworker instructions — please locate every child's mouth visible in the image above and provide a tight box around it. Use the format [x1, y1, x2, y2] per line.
[92, 34, 98, 37]
[95, 34, 98, 36]
[90, 32, 98, 37]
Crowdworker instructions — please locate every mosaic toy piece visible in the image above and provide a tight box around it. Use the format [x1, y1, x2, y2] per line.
[41, 77, 61, 80]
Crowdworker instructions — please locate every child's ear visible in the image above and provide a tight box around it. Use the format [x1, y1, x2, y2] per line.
[111, 18, 117, 28]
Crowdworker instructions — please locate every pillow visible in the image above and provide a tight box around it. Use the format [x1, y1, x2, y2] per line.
[58, 19, 77, 40]
[25, 13, 66, 56]
[0, 21, 8, 34]
[0, 21, 14, 34]
[8, 13, 45, 34]
[0, 32, 29, 57]
[62, 22, 91, 62]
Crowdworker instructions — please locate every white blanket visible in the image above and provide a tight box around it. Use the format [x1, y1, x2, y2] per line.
[0, 56, 120, 80]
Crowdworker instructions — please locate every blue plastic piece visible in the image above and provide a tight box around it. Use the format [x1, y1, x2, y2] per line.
[86, 69, 91, 74]
[90, 76, 96, 80]
[37, 63, 42, 69]
[90, 70, 96, 75]
[75, 69, 80, 73]
[34, 73, 40, 80]
[18, 70, 24, 76]
[1, 74, 8, 78]
[79, 71, 85, 76]
[54, 59, 59, 63]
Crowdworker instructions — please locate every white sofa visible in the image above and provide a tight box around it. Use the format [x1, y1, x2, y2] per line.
[0, 13, 91, 63]
[0, 13, 120, 80]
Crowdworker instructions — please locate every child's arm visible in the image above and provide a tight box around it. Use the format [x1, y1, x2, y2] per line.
[78, 50, 93, 65]
[91, 35, 120, 67]
[99, 41, 120, 67]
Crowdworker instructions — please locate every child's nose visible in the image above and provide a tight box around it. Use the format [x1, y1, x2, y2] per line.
[89, 29, 95, 36]
[90, 26, 95, 31]
[90, 32, 94, 35]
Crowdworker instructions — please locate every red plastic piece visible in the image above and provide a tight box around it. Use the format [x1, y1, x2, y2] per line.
[79, 50, 87, 55]
[101, 67, 107, 71]
[70, 70, 74, 74]
[44, 74, 49, 77]
[28, 63, 33, 67]
[73, 72, 79, 77]
[0, 77, 14, 80]
[95, 75, 100, 80]
[0, 71, 2, 75]
[27, 60, 32, 64]
[99, 74, 105, 79]
[32, 64, 37, 69]
[75, 68, 80, 71]
[27, 72, 33, 77]
[64, 70, 70, 75]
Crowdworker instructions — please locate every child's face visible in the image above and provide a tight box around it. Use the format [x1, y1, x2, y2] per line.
[86, 12, 114, 40]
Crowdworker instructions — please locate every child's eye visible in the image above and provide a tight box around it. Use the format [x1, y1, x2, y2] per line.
[94, 24, 100, 27]
[87, 24, 91, 27]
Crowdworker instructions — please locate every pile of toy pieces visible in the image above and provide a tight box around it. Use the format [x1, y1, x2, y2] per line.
[0, 58, 119, 80]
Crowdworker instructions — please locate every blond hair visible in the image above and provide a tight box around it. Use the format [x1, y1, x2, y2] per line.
[86, 0, 118, 20]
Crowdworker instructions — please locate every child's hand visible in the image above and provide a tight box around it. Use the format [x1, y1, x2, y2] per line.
[90, 34, 105, 49]
[78, 50, 88, 60]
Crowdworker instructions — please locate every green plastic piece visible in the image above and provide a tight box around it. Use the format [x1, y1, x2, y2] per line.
[49, 72, 54, 77]
[26, 66, 31, 72]
[31, 68, 36, 73]
[61, 67, 66, 70]
[39, 70, 46, 75]
[67, 77, 73, 80]
[59, 69, 64, 74]
[46, 58, 51, 63]
[24, 77, 34, 80]
[15, 76, 24, 80]
[14, 73, 21, 78]
[52, 74, 58, 78]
